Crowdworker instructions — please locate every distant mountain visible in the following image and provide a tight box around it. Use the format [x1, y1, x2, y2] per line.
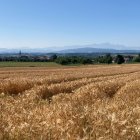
[62, 43, 128, 50]
[0, 46, 64, 54]
[56, 43, 140, 53]
[57, 47, 140, 54]
[57, 47, 117, 53]
[0, 43, 140, 54]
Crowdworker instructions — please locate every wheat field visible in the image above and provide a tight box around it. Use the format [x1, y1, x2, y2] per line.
[0, 64, 140, 140]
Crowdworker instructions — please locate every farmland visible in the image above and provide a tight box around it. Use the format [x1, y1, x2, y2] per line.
[0, 62, 60, 67]
[0, 64, 140, 139]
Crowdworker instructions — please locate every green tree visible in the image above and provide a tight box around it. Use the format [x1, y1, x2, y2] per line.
[81, 58, 92, 64]
[115, 55, 125, 64]
[55, 57, 70, 65]
[51, 54, 57, 60]
[96, 54, 112, 64]
[133, 54, 140, 62]
[104, 53, 113, 64]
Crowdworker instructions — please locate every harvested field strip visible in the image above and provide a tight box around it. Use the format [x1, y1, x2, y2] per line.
[51, 76, 140, 104]
[1, 70, 140, 98]
[32, 71, 140, 101]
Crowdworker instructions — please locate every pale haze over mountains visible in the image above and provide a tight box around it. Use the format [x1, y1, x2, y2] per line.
[0, 43, 140, 54]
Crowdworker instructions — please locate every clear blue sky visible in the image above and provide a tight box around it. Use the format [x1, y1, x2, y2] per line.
[0, 0, 140, 49]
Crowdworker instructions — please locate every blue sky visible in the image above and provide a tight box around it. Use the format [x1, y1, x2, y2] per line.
[0, 0, 140, 49]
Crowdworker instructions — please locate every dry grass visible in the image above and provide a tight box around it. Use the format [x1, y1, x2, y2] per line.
[0, 64, 140, 140]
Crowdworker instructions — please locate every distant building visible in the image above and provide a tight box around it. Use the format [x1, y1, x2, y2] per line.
[124, 56, 133, 63]
[19, 50, 22, 57]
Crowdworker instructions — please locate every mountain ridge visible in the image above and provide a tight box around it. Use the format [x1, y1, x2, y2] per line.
[0, 43, 140, 54]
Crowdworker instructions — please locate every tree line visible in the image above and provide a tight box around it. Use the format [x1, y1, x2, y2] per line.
[55, 54, 140, 65]
[0, 54, 140, 65]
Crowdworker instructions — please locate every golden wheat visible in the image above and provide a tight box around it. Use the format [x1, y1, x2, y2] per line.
[0, 64, 140, 140]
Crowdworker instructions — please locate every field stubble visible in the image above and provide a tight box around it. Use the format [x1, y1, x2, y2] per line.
[0, 64, 140, 139]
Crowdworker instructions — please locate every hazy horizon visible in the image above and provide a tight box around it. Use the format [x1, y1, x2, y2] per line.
[1, 0, 140, 49]
[1, 43, 140, 53]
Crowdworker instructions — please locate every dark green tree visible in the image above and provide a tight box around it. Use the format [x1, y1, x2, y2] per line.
[81, 58, 92, 64]
[133, 54, 140, 62]
[51, 54, 57, 60]
[115, 55, 125, 64]
[104, 53, 113, 64]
